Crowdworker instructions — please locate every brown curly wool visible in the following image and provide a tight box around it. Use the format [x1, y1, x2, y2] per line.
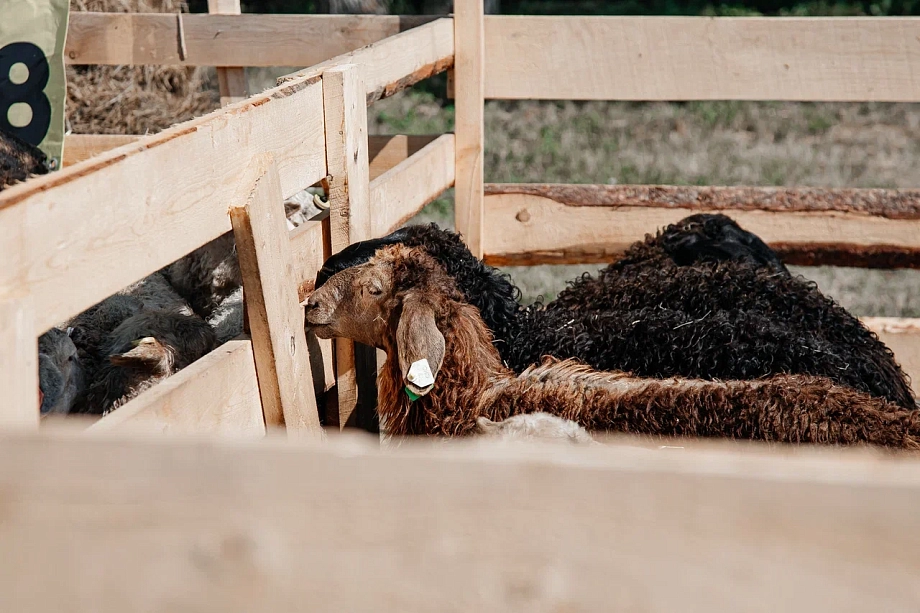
[308, 245, 920, 450]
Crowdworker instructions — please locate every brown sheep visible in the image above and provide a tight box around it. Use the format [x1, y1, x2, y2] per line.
[304, 244, 920, 450]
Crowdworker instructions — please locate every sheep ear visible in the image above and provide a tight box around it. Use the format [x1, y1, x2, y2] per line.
[396, 297, 445, 399]
[109, 337, 165, 367]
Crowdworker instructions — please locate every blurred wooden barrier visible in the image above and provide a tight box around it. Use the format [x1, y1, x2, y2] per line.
[1, 430, 919, 611]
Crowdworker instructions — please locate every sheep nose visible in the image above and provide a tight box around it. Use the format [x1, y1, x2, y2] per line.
[303, 295, 320, 311]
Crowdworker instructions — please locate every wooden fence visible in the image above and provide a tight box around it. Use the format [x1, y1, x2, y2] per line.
[2, 7, 920, 608]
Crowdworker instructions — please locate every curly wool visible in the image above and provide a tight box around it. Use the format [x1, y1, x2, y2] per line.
[316, 218, 915, 409]
[369, 247, 920, 450]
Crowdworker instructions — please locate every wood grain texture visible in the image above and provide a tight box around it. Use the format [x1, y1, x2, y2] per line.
[482, 189, 920, 268]
[86, 339, 265, 437]
[453, 0, 485, 257]
[484, 183, 920, 220]
[277, 18, 454, 105]
[322, 64, 375, 431]
[485, 16, 920, 101]
[370, 133, 455, 236]
[64, 13, 438, 67]
[0, 432, 919, 611]
[230, 160, 322, 437]
[0, 73, 326, 332]
[0, 298, 38, 429]
[62, 134, 142, 166]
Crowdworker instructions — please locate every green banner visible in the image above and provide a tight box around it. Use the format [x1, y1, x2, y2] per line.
[1, 0, 70, 171]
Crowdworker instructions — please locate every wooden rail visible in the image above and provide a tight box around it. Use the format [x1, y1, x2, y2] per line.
[64, 12, 436, 67]
[484, 16, 920, 101]
[2, 430, 920, 611]
[483, 184, 920, 269]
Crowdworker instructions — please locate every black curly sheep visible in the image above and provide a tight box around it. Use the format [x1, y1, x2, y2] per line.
[314, 215, 915, 409]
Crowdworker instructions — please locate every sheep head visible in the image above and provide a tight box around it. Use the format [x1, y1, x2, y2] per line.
[305, 244, 462, 399]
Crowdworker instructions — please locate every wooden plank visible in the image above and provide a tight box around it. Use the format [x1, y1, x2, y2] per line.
[0, 72, 326, 332]
[208, 0, 249, 106]
[370, 133, 455, 236]
[2, 432, 920, 611]
[485, 16, 920, 101]
[0, 298, 38, 430]
[64, 13, 438, 67]
[63, 133, 437, 176]
[322, 64, 374, 431]
[86, 339, 265, 437]
[278, 18, 454, 104]
[481, 185, 920, 268]
[368, 134, 439, 181]
[289, 221, 336, 396]
[453, 1, 484, 257]
[62, 134, 142, 166]
[230, 159, 322, 437]
[863, 318, 920, 398]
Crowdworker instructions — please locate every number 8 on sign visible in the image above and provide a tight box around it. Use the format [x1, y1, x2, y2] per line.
[0, 41, 53, 147]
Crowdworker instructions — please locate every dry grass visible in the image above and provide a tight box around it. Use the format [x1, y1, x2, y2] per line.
[65, 0, 220, 135]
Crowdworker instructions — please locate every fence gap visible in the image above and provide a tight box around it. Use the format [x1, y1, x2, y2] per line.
[207, 0, 249, 106]
[230, 159, 323, 438]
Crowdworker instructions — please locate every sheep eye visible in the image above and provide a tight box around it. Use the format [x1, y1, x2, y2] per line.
[367, 285, 383, 296]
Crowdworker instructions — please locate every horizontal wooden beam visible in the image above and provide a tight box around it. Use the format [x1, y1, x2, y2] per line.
[482, 184, 920, 269]
[86, 339, 265, 437]
[370, 133, 455, 236]
[65, 133, 442, 178]
[0, 77, 326, 332]
[277, 18, 454, 104]
[64, 13, 437, 67]
[484, 16, 920, 101]
[2, 431, 920, 610]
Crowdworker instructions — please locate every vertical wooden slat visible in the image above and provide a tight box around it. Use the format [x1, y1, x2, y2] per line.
[322, 64, 378, 432]
[207, 0, 249, 106]
[453, 0, 485, 257]
[230, 159, 322, 438]
[0, 298, 38, 429]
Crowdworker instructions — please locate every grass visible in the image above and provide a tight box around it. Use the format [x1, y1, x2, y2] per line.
[366, 88, 920, 314]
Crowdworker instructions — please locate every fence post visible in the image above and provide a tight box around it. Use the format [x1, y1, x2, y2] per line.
[207, 0, 249, 106]
[0, 297, 39, 429]
[322, 64, 378, 432]
[453, 0, 485, 258]
[230, 157, 323, 439]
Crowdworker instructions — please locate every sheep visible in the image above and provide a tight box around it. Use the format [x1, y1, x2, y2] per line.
[165, 232, 241, 319]
[475, 413, 597, 445]
[313, 217, 915, 410]
[64, 271, 216, 414]
[0, 129, 48, 190]
[38, 327, 85, 415]
[82, 310, 217, 414]
[304, 244, 920, 449]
